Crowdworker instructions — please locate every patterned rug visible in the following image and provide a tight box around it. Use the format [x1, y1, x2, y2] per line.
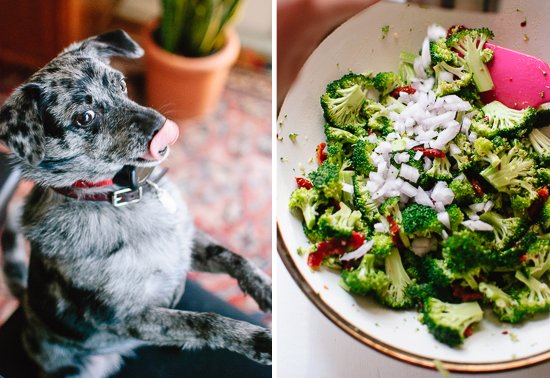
[0, 63, 272, 324]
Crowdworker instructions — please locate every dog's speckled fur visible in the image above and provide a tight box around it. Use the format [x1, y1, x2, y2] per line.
[0, 30, 271, 377]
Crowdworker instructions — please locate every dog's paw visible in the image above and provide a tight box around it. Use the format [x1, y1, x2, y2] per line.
[239, 270, 272, 313]
[244, 329, 272, 365]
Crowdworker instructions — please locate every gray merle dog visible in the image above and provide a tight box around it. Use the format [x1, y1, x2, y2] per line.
[0, 30, 271, 377]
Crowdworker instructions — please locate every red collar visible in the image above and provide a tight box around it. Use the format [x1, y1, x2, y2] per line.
[71, 179, 114, 189]
[50, 167, 167, 207]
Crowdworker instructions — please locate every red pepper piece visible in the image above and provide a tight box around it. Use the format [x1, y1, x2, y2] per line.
[469, 178, 485, 197]
[349, 231, 366, 249]
[390, 85, 416, 98]
[295, 177, 313, 189]
[316, 142, 328, 165]
[307, 232, 366, 268]
[464, 326, 474, 338]
[452, 284, 483, 302]
[519, 254, 528, 262]
[386, 216, 401, 245]
[537, 186, 549, 200]
[412, 146, 446, 159]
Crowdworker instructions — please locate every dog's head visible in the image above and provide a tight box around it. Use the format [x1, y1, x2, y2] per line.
[0, 30, 178, 187]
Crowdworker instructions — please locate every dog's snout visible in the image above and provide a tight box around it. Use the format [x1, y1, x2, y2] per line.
[131, 110, 165, 138]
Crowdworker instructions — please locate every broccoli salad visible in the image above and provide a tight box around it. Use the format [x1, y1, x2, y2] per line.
[288, 25, 550, 347]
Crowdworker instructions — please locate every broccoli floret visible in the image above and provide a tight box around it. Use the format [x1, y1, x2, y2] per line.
[363, 102, 394, 136]
[425, 257, 480, 290]
[510, 189, 539, 217]
[321, 73, 376, 136]
[421, 297, 483, 347]
[479, 146, 537, 196]
[308, 162, 342, 200]
[378, 248, 414, 309]
[398, 51, 417, 85]
[446, 204, 464, 231]
[325, 141, 347, 167]
[541, 201, 550, 233]
[324, 124, 360, 144]
[455, 86, 483, 107]
[528, 128, 550, 166]
[471, 101, 537, 139]
[442, 230, 489, 273]
[401, 203, 443, 238]
[379, 196, 400, 218]
[373, 71, 399, 97]
[449, 133, 473, 171]
[446, 27, 494, 92]
[351, 139, 376, 175]
[515, 271, 550, 315]
[379, 197, 410, 247]
[478, 211, 527, 250]
[317, 202, 363, 239]
[423, 258, 453, 288]
[289, 187, 325, 229]
[420, 156, 453, 185]
[523, 237, 550, 279]
[537, 168, 550, 187]
[433, 60, 473, 96]
[352, 174, 380, 225]
[341, 253, 390, 296]
[371, 232, 394, 258]
[430, 38, 458, 64]
[478, 282, 526, 323]
[449, 177, 476, 206]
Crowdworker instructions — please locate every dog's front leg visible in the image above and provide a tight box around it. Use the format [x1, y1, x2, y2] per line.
[191, 230, 272, 312]
[121, 307, 271, 364]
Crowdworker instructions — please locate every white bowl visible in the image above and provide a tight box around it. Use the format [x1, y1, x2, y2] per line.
[277, 0, 550, 372]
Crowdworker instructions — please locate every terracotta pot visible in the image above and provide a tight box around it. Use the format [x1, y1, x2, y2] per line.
[142, 20, 240, 120]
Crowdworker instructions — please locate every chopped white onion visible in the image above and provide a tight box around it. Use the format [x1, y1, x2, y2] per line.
[449, 143, 461, 155]
[374, 222, 389, 233]
[462, 220, 494, 231]
[415, 187, 434, 207]
[484, 200, 494, 212]
[401, 181, 419, 197]
[399, 164, 420, 183]
[411, 238, 434, 256]
[469, 203, 486, 213]
[427, 24, 447, 41]
[340, 240, 375, 261]
[431, 182, 454, 205]
[342, 183, 355, 194]
[437, 211, 451, 229]
[414, 150, 424, 160]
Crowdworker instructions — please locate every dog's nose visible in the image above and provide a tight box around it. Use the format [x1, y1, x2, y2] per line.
[131, 109, 165, 138]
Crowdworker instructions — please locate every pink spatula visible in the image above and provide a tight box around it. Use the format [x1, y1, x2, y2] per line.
[481, 43, 550, 109]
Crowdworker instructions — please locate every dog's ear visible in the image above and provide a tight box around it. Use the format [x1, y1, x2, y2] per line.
[0, 83, 46, 165]
[66, 30, 144, 61]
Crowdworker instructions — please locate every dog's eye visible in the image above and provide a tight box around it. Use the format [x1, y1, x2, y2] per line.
[75, 110, 96, 127]
[120, 79, 127, 93]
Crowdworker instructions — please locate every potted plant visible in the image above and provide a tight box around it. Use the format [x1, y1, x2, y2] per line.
[142, 0, 242, 120]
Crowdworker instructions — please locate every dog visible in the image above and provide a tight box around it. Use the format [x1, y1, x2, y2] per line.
[0, 30, 271, 377]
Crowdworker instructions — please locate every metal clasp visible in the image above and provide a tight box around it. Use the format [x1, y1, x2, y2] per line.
[111, 186, 142, 207]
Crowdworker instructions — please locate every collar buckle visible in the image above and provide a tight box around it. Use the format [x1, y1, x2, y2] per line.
[111, 186, 142, 207]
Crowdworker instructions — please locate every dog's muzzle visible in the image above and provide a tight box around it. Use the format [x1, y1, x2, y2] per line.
[142, 119, 179, 160]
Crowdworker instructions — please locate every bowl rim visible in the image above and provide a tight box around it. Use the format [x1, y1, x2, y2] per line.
[277, 224, 550, 373]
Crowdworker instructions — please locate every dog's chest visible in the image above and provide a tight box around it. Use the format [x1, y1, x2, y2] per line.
[24, 185, 194, 308]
